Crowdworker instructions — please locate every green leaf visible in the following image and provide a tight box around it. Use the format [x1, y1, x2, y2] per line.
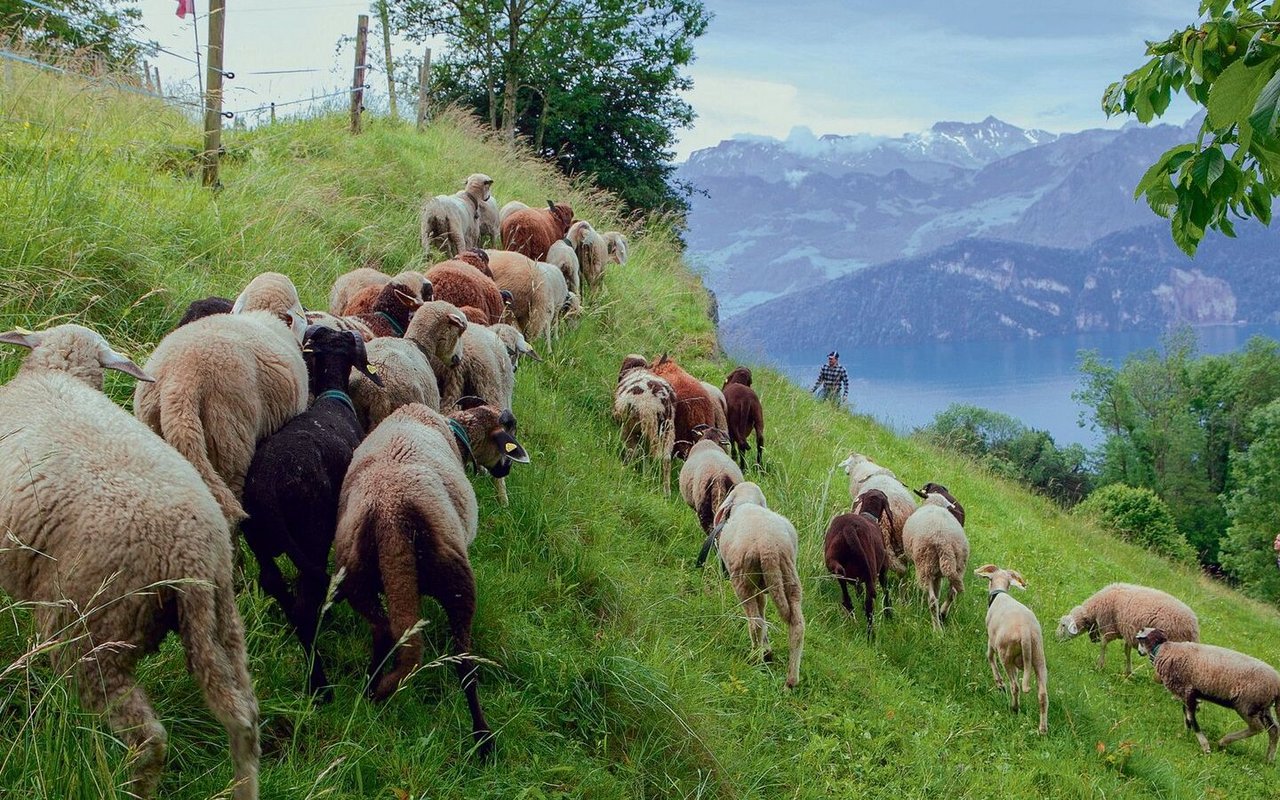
[1135, 144, 1197, 199]
[1250, 182, 1273, 224]
[1248, 66, 1280, 137]
[1208, 59, 1264, 127]
[1192, 146, 1227, 188]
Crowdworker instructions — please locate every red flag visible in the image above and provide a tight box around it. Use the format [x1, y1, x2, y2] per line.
[175, 0, 194, 18]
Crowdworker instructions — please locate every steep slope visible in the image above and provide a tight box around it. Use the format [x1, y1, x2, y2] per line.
[3, 63, 1280, 800]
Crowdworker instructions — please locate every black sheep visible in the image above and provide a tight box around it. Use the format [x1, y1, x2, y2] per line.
[241, 325, 381, 696]
[177, 295, 233, 327]
[824, 489, 895, 640]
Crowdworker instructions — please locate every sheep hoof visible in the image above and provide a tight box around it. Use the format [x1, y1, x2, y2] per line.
[762, 650, 774, 663]
[1038, 724, 1047, 735]
[785, 677, 798, 689]
[473, 732, 496, 760]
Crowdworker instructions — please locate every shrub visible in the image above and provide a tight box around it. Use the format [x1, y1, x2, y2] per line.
[1075, 484, 1196, 564]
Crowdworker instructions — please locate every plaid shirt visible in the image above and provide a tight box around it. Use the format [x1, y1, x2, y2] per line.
[812, 362, 848, 396]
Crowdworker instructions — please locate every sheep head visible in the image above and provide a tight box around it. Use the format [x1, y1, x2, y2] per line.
[406, 301, 468, 368]
[691, 424, 730, 448]
[838, 452, 871, 474]
[618, 354, 649, 381]
[724, 366, 753, 387]
[451, 399, 529, 477]
[464, 173, 494, 201]
[1055, 606, 1089, 641]
[854, 489, 894, 539]
[973, 564, 1026, 592]
[302, 326, 382, 394]
[548, 202, 575, 235]
[1, 324, 153, 388]
[713, 481, 767, 529]
[1134, 627, 1168, 656]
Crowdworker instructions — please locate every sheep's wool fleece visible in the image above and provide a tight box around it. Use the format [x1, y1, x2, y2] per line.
[0, 370, 231, 620]
[720, 505, 799, 563]
[1154, 641, 1280, 700]
[1079, 584, 1199, 642]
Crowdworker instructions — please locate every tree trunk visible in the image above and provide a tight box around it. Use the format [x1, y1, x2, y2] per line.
[534, 92, 549, 153]
[501, 0, 520, 145]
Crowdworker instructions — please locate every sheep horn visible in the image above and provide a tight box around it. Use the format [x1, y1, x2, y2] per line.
[547, 200, 556, 211]
[913, 487, 928, 499]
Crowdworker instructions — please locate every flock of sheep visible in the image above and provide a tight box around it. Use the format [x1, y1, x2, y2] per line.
[1, 164, 1279, 800]
[610, 352, 1280, 756]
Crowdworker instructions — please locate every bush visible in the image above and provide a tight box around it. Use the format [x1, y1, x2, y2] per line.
[1075, 484, 1196, 564]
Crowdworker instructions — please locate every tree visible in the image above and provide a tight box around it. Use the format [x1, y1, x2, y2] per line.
[1105, 1, 1280, 255]
[1220, 399, 1280, 602]
[0, 0, 144, 67]
[390, 0, 709, 213]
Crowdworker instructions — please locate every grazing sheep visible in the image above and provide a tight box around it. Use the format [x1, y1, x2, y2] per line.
[603, 231, 629, 265]
[486, 249, 554, 344]
[702, 381, 729, 430]
[427, 259, 506, 325]
[1136, 627, 1280, 761]
[452, 325, 524, 506]
[420, 173, 493, 257]
[490, 322, 541, 372]
[975, 564, 1048, 734]
[723, 366, 765, 470]
[349, 337, 441, 429]
[305, 309, 376, 341]
[536, 260, 570, 346]
[914, 482, 965, 527]
[347, 280, 423, 338]
[614, 354, 678, 496]
[342, 272, 432, 316]
[562, 291, 582, 326]
[501, 200, 574, 263]
[679, 425, 743, 538]
[858, 472, 917, 563]
[135, 310, 308, 523]
[478, 195, 500, 247]
[853, 489, 908, 575]
[0, 325, 259, 800]
[545, 238, 581, 295]
[649, 354, 717, 446]
[1057, 583, 1200, 676]
[568, 220, 608, 293]
[241, 327, 381, 696]
[499, 199, 529, 225]
[178, 296, 233, 327]
[824, 490, 895, 640]
[839, 452, 897, 497]
[902, 492, 969, 630]
[333, 400, 530, 756]
[231, 271, 307, 342]
[711, 482, 805, 688]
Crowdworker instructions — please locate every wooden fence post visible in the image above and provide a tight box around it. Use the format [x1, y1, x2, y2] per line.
[202, 0, 227, 186]
[270, 102, 276, 124]
[153, 66, 163, 97]
[350, 14, 369, 134]
[377, 0, 397, 118]
[143, 59, 152, 91]
[416, 46, 431, 131]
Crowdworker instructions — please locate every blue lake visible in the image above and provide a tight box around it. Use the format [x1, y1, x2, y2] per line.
[752, 325, 1280, 448]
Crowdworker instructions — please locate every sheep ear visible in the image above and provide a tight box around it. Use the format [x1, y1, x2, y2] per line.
[973, 564, 998, 578]
[547, 200, 556, 211]
[523, 345, 542, 362]
[913, 487, 928, 499]
[447, 313, 467, 332]
[100, 348, 155, 382]
[1009, 571, 1027, 589]
[230, 291, 247, 314]
[0, 328, 40, 349]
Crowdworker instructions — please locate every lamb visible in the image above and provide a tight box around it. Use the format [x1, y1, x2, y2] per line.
[603, 231, 629, 265]
[486, 249, 555, 344]
[240, 327, 382, 696]
[499, 199, 529, 225]
[710, 482, 805, 688]
[824, 489, 895, 640]
[975, 564, 1048, 734]
[427, 258, 507, 325]
[0, 325, 259, 800]
[178, 295, 233, 327]
[1136, 627, 1280, 761]
[648, 354, 717, 446]
[615, 354, 679, 497]
[341, 271, 432, 315]
[1056, 583, 1200, 676]
[231, 270, 307, 342]
[568, 219, 608, 293]
[723, 366, 764, 470]
[348, 337, 440, 430]
[901, 491, 969, 630]
[420, 173, 493, 257]
[134, 309, 309, 523]
[501, 200, 574, 263]
[914, 482, 965, 527]
[545, 238, 581, 295]
[333, 400, 530, 756]
[679, 425, 743, 540]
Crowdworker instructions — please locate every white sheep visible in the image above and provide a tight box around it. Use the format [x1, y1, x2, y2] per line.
[478, 195, 501, 247]
[839, 452, 897, 497]
[231, 270, 306, 343]
[711, 481, 805, 688]
[679, 426, 742, 535]
[602, 231, 629, 265]
[134, 309, 308, 523]
[1057, 583, 1199, 676]
[975, 564, 1048, 734]
[420, 173, 493, 257]
[702, 380, 729, 431]
[486, 249, 555, 346]
[0, 325, 259, 800]
[349, 336, 441, 430]
[536, 260, 570, 347]
[614, 355, 678, 497]
[1136, 627, 1280, 762]
[545, 238, 581, 296]
[902, 492, 969, 630]
[568, 219, 608, 293]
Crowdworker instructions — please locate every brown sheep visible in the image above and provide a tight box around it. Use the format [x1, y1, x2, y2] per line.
[456, 248, 494, 278]
[342, 272, 432, 316]
[458, 305, 491, 325]
[501, 201, 574, 262]
[723, 366, 764, 470]
[427, 259, 506, 325]
[824, 489, 895, 640]
[348, 281, 423, 338]
[649, 354, 717, 447]
[913, 482, 965, 527]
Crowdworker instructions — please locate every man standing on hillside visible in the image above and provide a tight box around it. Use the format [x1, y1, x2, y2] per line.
[811, 351, 849, 405]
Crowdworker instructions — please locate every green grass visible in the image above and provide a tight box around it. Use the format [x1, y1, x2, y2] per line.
[3, 60, 1280, 800]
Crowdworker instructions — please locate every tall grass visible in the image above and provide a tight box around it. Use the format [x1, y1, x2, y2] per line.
[3, 60, 1280, 799]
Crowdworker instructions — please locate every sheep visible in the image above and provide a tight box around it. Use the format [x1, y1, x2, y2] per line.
[545, 238, 581, 295]
[710, 482, 805, 688]
[1136, 627, 1280, 761]
[901, 492, 969, 630]
[341, 271, 432, 316]
[975, 564, 1048, 734]
[178, 295, 233, 327]
[459, 305, 491, 325]
[857, 472, 917, 563]
[478, 195, 500, 247]
[0, 325, 259, 800]
[501, 200, 574, 263]
[536, 260, 570, 346]
[1056, 583, 1200, 676]
[824, 490, 895, 640]
[490, 322, 541, 372]
[456, 247, 495, 278]
[349, 337, 441, 430]
[679, 425, 743, 538]
[451, 324, 524, 506]
[420, 173, 493, 257]
[346, 280, 423, 338]
[568, 219, 608, 293]
[614, 355, 678, 495]
[723, 366, 764, 470]
[853, 488, 908, 575]
[241, 327, 382, 697]
[404, 300, 469, 395]
[914, 482, 965, 527]
[648, 354, 717, 446]
[329, 267, 388, 314]
[499, 199, 529, 225]
[333, 400, 530, 757]
[486, 249, 555, 344]
[305, 309, 376, 341]
[838, 452, 897, 497]
[134, 310, 308, 523]
[603, 231, 629, 265]
[427, 259, 506, 325]
[702, 380, 729, 430]
[231, 270, 307, 342]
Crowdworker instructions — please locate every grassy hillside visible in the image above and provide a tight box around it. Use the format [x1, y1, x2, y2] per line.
[4, 62, 1280, 800]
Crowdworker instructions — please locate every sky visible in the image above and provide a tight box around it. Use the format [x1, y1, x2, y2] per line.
[123, 1, 1200, 155]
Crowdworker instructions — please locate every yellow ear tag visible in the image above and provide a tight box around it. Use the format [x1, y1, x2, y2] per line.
[13, 326, 33, 335]
[505, 442, 518, 453]
[366, 363, 378, 374]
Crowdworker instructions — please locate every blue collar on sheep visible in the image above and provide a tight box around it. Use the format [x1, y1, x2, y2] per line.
[987, 588, 1007, 607]
[375, 311, 405, 337]
[1147, 642, 1162, 660]
[316, 389, 355, 415]
[447, 418, 476, 470]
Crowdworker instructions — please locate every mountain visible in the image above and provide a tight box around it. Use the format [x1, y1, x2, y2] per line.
[678, 115, 1230, 322]
[721, 224, 1280, 356]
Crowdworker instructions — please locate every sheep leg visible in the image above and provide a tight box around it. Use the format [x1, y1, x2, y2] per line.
[372, 532, 425, 702]
[927, 576, 943, 630]
[79, 659, 167, 800]
[1122, 642, 1134, 677]
[1004, 655, 1021, 712]
[754, 438, 764, 470]
[988, 646, 1005, 690]
[838, 578, 854, 615]
[879, 567, 893, 619]
[1184, 695, 1211, 754]
[1218, 714, 1266, 750]
[345, 581, 395, 689]
[735, 579, 768, 662]
[784, 603, 805, 690]
[429, 557, 494, 758]
[294, 571, 333, 698]
[494, 476, 509, 507]
[1096, 635, 1111, 671]
[252, 550, 300, 626]
[862, 579, 876, 641]
[1036, 658, 1049, 735]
